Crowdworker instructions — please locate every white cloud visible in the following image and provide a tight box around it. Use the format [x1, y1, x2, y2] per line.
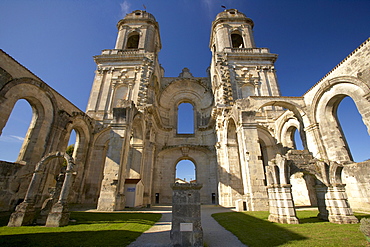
[120, 1, 131, 17]
[0, 135, 24, 143]
[10, 135, 25, 141]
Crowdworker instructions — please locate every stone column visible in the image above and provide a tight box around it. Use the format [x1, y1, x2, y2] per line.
[45, 166, 75, 227]
[266, 154, 299, 224]
[326, 184, 359, 224]
[315, 184, 329, 220]
[171, 183, 203, 247]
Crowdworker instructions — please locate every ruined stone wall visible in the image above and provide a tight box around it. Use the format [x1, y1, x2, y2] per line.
[0, 50, 94, 210]
[0, 161, 23, 211]
[342, 161, 370, 211]
[150, 75, 217, 205]
[303, 38, 370, 161]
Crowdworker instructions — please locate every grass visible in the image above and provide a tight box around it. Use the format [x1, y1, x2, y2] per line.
[0, 211, 161, 247]
[212, 210, 370, 247]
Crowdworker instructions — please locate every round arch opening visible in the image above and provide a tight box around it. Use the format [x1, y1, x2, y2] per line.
[0, 99, 33, 162]
[175, 159, 196, 183]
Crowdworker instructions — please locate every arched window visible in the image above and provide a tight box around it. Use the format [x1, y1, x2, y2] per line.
[337, 96, 370, 162]
[293, 128, 304, 150]
[177, 102, 194, 134]
[175, 160, 196, 183]
[0, 99, 32, 162]
[67, 129, 77, 158]
[126, 33, 140, 49]
[231, 33, 244, 48]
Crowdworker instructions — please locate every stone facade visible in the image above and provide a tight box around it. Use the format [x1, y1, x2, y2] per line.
[0, 9, 369, 223]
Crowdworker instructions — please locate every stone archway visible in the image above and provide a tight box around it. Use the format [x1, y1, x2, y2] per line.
[8, 152, 75, 227]
[153, 146, 217, 205]
[0, 80, 55, 166]
[314, 80, 370, 162]
[266, 151, 358, 224]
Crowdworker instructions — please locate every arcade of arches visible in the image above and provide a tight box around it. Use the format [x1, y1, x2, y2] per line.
[0, 9, 369, 225]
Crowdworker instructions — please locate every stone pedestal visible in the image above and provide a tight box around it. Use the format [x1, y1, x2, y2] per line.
[326, 185, 358, 224]
[170, 183, 203, 247]
[267, 185, 299, 224]
[36, 198, 54, 225]
[7, 202, 36, 227]
[45, 202, 70, 227]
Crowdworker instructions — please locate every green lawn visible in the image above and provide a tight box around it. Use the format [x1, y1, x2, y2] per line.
[0, 211, 161, 247]
[212, 210, 370, 247]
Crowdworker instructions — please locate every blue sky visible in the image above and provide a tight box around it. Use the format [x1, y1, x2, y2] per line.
[1, 0, 370, 180]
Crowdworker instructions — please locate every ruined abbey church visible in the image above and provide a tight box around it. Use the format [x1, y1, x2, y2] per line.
[1, 9, 370, 224]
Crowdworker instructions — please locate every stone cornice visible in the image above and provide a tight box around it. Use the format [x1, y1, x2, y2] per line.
[222, 48, 278, 62]
[94, 49, 155, 64]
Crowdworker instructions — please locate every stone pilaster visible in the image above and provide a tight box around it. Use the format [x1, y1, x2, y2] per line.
[97, 124, 127, 211]
[240, 111, 269, 210]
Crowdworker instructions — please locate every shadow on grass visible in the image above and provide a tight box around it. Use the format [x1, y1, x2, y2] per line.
[212, 212, 307, 247]
[0, 212, 11, 226]
[0, 229, 141, 247]
[0, 211, 160, 226]
[0, 211, 162, 247]
[69, 212, 160, 225]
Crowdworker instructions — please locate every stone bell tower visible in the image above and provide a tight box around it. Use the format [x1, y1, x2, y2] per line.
[86, 10, 161, 119]
[210, 9, 280, 209]
[86, 10, 162, 211]
[209, 9, 280, 105]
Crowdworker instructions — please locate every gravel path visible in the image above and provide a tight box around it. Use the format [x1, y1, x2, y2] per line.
[127, 205, 246, 247]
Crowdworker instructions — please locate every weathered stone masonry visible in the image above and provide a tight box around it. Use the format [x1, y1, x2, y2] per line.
[0, 9, 369, 225]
